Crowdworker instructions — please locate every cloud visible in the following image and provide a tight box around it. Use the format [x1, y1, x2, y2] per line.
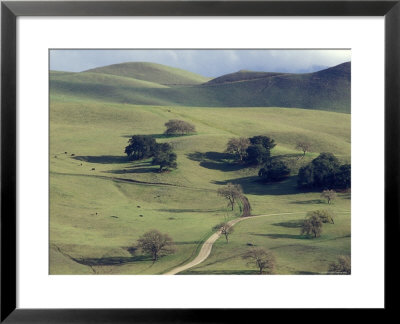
[50, 49, 351, 77]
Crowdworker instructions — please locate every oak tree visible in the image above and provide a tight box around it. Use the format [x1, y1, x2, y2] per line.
[242, 248, 276, 274]
[212, 222, 234, 243]
[137, 230, 175, 262]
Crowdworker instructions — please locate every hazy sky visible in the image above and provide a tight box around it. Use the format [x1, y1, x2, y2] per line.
[50, 49, 351, 77]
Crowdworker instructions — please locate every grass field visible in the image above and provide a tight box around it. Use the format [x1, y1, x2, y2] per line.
[50, 93, 350, 275]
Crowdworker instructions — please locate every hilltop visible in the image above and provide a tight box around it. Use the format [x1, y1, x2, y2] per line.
[85, 62, 211, 85]
[50, 61, 351, 112]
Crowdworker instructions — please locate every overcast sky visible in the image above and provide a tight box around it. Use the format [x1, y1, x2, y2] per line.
[50, 49, 351, 77]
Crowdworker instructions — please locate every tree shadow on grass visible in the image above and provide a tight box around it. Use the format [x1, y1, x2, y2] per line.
[250, 233, 306, 240]
[73, 155, 129, 164]
[271, 220, 304, 228]
[74, 255, 151, 266]
[295, 270, 322, 275]
[290, 199, 324, 205]
[212, 175, 301, 196]
[187, 151, 244, 172]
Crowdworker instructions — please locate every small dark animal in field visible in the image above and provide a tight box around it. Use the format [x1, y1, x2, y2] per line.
[110, 216, 118, 219]
[65, 152, 67, 154]
[54, 155, 57, 158]
[91, 168, 95, 171]
[80, 163, 83, 166]
[139, 215, 143, 217]
[137, 206, 141, 208]
[246, 243, 254, 246]
[168, 217, 175, 220]
[168, 109, 171, 112]
[71, 154, 75, 156]
[95, 212, 98, 215]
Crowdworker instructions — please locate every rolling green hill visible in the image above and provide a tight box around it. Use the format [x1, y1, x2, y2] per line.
[86, 62, 211, 85]
[50, 61, 351, 112]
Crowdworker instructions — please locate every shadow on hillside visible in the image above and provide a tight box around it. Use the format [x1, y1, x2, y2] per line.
[272, 220, 304, 228]
[250, 233, 305, 240]
[181, 270, 256, 275]
[74, 255, 151, 267]
[122, 133, 195, 139]
[173, 241, 202, 245]
[103, 167, 156, 174]
[290, 199, 324, 205]
[295, 271, 321, 275]
[158, 208, 220, 213]
[73, 155, 128, 164]
[187, 151, 244, 172]
[212, 175, 301, 196]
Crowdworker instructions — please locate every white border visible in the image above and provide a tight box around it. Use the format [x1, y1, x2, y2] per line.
[17, 17, 384, 308]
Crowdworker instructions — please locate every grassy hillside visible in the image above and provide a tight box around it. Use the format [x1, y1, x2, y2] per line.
[50, 62, 351, 112]
[50, 95, 351, 275]
[86, 62, 211, 85]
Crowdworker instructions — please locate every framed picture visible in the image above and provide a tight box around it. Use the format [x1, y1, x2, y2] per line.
[1, 0, 398, 321]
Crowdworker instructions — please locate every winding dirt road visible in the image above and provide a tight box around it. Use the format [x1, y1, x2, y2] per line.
[163, 212, 302, 275]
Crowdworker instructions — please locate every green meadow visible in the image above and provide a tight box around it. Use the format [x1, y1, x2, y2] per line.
[50, 95, 350, 275]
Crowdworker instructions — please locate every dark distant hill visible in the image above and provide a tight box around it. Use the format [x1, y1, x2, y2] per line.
[50, 62, 351, 113]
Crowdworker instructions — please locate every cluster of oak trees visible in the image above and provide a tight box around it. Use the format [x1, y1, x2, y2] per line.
[124, 120, 195, 172]
[226, 135, 291, 183]
[298, 152, 351, 189]
[226, 136, 351, 190]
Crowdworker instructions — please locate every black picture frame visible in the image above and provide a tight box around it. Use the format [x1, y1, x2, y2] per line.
[1, 0, 399, 322]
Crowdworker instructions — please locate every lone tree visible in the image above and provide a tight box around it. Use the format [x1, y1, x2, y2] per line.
[164, 119, 196, 136]
[307, 209, 335, 224]
[295, 141, 312, 158]
[321, 189, 337, 204]
[217, 183, 243, 211]
[328, 255, 351, 275]
[125, 135, 157, 161]
[301, 213, 323, 238]
[152, 143, 177, 172]
[212, 222, 234, 243]
[258, 160, 291, 182]
[225, 137, 250, 162]
[242, 248, 276, 274]
[137, 229, 175, 262]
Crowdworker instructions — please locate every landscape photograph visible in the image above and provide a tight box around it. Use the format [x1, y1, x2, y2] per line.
[49, 49, 351, 275]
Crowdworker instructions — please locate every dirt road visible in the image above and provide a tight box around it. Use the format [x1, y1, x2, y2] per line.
[163, 212, 300, 275]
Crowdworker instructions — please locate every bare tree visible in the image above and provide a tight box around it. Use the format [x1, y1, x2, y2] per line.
[301, 214, 323, 238]
[217, 183, 243, 211]
[164, 119, 196, 135]
[137, 229, 175, 262]
[295, 141, 312, 158]
[321, 189, 337, 204]
[242, 248, 276, 274]
[226, 137, 250, 162]
[328, 255, 351, 275]
[212, 222, 234, 243]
